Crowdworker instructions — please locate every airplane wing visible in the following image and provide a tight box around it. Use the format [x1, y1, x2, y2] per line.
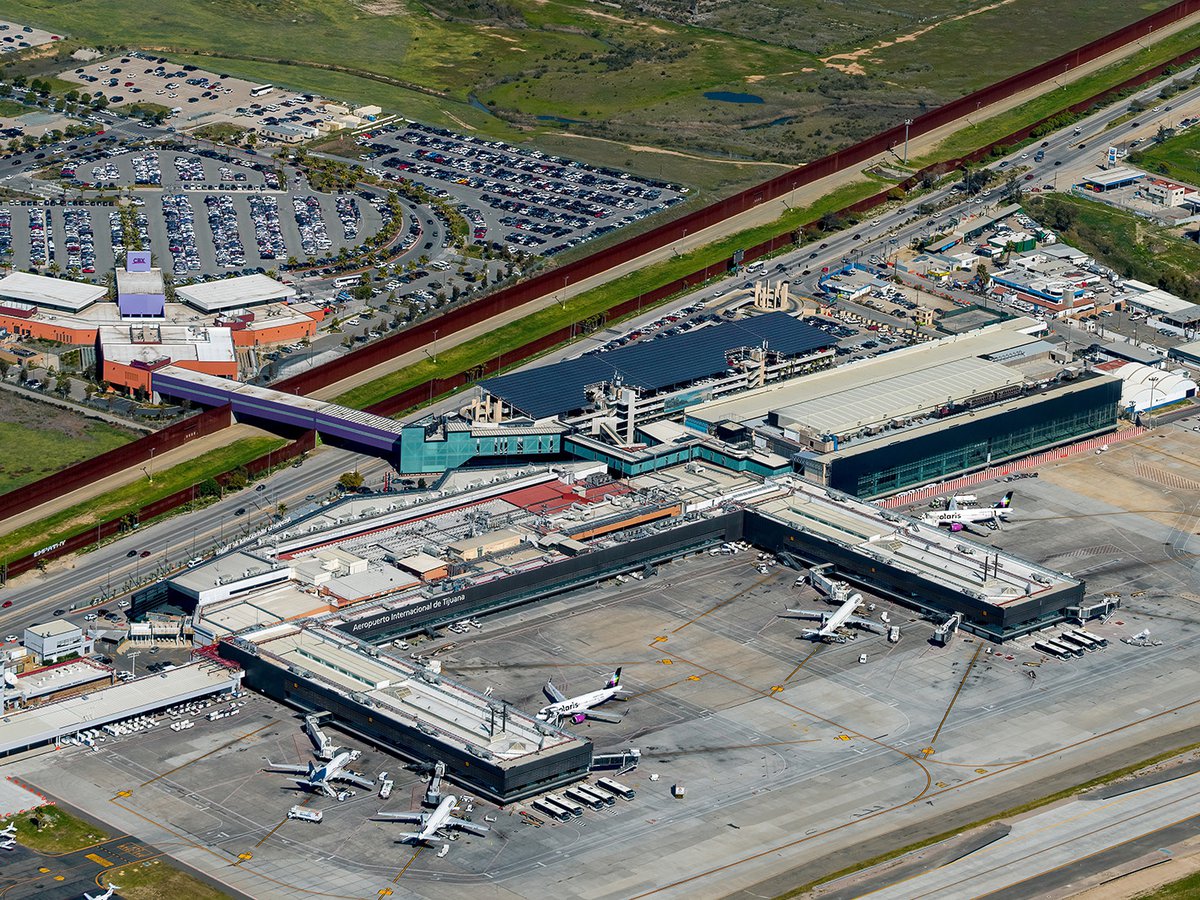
[375, 812, 426, 824]
[782, 609, 826, 621]
[447, 816, 489, 836]
[584, 709, 624, 724]
[334, 773, 376, 789]
[846, 616, 887, 634]
[543, 681, 567, 704]
[264, 761, 309, 775]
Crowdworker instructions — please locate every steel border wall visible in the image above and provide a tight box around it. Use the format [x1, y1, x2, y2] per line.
[274, 0, 1200, 400]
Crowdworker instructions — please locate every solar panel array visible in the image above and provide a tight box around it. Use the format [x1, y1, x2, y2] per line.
[481, 312, 832, 419]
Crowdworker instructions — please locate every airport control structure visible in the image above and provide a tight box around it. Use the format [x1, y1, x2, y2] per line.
[153, 313, 1122, 500]
[92, 456, 1091, 800]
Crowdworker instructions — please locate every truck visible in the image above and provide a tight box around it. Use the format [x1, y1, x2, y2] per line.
[1034, 149, 1045, 162]
[288, 806, 323, 823]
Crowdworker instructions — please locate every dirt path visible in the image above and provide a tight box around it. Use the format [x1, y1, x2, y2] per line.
[316, 10, 1200, 402]
[822, 0, 1022, 74]
[553, 133, 794, 168]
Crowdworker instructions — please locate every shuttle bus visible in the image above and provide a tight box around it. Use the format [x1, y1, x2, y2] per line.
[544, 793, 583, 818]
[1073, 628, 1108, 648]
[1056, 632, 1096, 653]
[1032, 640, 1070, 660]
[596, 777, 636, 800]
[577, 784, 616, 807]
[333, 275, 363, 288]
[531, 799, 569, 822]
[1044, 638, 1083, 658]
[565, 787, 605, 811]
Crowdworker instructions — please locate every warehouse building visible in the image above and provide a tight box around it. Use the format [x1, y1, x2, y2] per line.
[0, 271, 106, 315]
[218, 626, 593, 803]
[0, 661, 242, 759]
[176, 274, 298, 314]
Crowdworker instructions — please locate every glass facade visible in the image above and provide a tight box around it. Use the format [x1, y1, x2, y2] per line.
[398, 424, 563, 474]
[825, 379, 1121, 497]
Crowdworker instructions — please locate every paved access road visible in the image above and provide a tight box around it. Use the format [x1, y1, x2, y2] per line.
[0, 444, 390, 635]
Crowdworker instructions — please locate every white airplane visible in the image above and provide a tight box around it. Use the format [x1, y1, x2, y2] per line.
[785, 593, 883, 642]
[784, 566, 883, 642]
[0, 823, 14, 838]
[921, 491, 1014, 531]
[375, 794, 489, 845]
[537, 669, 630, 725]
[84, 885, 120, 900]
[264, 750, 375, 797]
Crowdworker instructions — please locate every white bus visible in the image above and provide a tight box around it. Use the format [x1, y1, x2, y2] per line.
[250, 84, 275, 97]
[333, 275, 362, 288]
[596, 777, 636, 800]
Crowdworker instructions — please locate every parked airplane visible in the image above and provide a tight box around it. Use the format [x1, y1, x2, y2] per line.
[0, 823, 14, 838]
[785, 565, 884, 642]
[785, 594, 882, 642]
[537, 669, 630, 724]
[375, 795, 489, 845]
[84, 885, 120, 900]
[265, 750, 374, 797]
[921, 492, 1014, 531]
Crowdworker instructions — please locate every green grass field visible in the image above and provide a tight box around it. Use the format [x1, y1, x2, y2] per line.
[103, 859, 230, 900]
[0, 98, 29, 117]
[0, 394, 139, 493]
[1129, 124, 1200, 187]
[915, 24, 1200, 166]
[0, 435, 285, 564]
[0, 0, 1176, 180]
[1136, 869, 1200, 899]
[1024, 192, 1200, 300]
[1, 807, 108, 855]
[333, 178, 881, 409]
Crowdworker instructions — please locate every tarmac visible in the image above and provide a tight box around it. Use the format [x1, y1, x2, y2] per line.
[5, 427, 1200, 897]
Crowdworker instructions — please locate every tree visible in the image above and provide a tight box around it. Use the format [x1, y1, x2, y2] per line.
[55, 370, 70, 396]
[339, 471, 365, 491]
[225, 467, 249, 491]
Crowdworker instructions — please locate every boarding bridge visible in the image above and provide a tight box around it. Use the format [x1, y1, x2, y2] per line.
[425, 760, 446, 806]
[590, 748, 641, 775]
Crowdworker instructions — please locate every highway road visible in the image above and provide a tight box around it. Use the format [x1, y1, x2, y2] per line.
[7, 55, 1200, 636]
[0, 443, 391, 636]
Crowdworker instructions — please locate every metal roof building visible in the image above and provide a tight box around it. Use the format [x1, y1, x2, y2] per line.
[219, 625, 593, 803]
[0, 661, 242, 759]
[176, 275, 298, 313]
[0, 272, 106, 313]
[480, 312, 831, 419]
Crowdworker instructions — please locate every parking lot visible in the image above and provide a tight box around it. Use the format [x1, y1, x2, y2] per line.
[61, 54, 293, 132]
[358, 120, 687, 257]
[9, 148, 397, 278]
[0, 19, 63, 55]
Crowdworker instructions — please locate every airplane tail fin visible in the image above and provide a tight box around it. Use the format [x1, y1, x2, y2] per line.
[995, 491, 1014, 509]
[307, 761, 317, 778]
[606, 667, 622, 689]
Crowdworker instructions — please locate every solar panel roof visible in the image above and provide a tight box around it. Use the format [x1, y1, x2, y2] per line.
[481, 312, 832, 419]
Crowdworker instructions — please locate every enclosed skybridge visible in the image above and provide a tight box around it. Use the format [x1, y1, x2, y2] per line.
[153, 366, 405, 457]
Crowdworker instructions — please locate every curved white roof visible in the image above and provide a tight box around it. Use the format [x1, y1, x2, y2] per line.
[1114, 362, 1197, 411]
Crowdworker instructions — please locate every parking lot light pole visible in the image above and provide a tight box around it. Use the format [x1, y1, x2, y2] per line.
[903, 119, 912, 165]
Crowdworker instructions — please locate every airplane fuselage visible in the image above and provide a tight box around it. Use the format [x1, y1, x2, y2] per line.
[538, 688, 617, 723]
[418, 795, 459, 842]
